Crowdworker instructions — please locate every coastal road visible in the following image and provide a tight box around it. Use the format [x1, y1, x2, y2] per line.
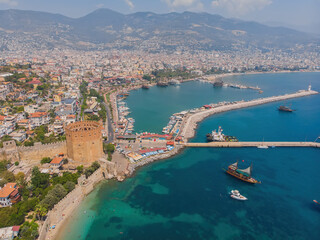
[103, 97, 115, 143]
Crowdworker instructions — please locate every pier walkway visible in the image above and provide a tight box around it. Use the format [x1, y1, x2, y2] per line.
[182, 142, 320, 148]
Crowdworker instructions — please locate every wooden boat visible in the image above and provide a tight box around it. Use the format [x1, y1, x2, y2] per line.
[225, 161, 261, 184]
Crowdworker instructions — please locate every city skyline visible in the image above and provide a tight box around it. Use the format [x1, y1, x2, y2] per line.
[0, 0, 319, 33]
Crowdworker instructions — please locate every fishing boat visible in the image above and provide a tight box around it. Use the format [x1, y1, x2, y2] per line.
[230, 190, 248, 201]
[278, 105, 295, 112]
[225, 161, 261, 184]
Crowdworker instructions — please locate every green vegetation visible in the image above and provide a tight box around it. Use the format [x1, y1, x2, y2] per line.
[19, 220, 39, 240]
[40, 157, 52, 164]
[142, 74, 152, 81]
[84, 161, 100, 178]
[0, 157, 99, 232]
[104, 143, 115, 161]
[25, 125, 66, 145]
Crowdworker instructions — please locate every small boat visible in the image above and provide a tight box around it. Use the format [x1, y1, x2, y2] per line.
[278, 105, 295, 112]
[257, 145, 268, 149]
[313, 200, 320, 205]
[259, 90, 263, 94]
[225, 161, 261, 184]
[142, 85, 149, 89]
[230, 190, 248, 201]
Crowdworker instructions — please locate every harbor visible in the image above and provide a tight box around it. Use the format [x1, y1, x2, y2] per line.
[60, 72, 320, 240]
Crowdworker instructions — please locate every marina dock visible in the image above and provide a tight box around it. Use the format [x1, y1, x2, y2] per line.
[182, 142, 320, 148]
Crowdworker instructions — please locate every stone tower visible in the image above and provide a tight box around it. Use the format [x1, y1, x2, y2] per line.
[65, 121, 103, 164]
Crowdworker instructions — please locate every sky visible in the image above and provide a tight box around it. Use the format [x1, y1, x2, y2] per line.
[0, 0, 319, 32]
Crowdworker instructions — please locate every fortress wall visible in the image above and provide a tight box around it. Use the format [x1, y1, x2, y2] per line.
[17, 141, 67, 164]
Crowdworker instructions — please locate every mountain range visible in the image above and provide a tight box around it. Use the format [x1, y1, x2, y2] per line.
[0, 8, 319, 51]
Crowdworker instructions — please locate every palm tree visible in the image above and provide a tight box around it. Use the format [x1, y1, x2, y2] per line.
[35, 204, 48, 221]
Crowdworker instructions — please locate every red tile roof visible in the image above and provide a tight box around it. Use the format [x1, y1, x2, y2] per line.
[50, 157, 64, 165]
[0, 183, 17, 198]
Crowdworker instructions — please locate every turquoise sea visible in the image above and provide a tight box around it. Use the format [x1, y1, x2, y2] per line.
[61, 72, 320, 240]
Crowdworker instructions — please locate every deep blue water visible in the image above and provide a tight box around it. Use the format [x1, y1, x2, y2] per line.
[61, 72, 320, 240]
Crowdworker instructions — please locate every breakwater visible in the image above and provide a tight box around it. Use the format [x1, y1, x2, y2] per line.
[183, 141, 320, 148]
[180, 90, 318, 141]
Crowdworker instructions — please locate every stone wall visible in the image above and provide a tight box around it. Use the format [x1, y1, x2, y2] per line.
[0, 141, 67, 164]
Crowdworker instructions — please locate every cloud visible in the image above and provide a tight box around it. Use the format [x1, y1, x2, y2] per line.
[0, 0, 18, 6]
[211, 0, 272, 16]
[164, 0, 204, 11]
[124, 0, 134, 10]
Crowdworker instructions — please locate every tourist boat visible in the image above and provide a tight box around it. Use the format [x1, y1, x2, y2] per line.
[206, 126, 238, 142]
[230, 190, 248, 201]
[142, 85, 149, 89]
[225, 161, 261, 184]
[278, 105, 295, 112]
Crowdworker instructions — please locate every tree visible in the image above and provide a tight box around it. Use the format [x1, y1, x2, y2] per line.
[143, 74, 152, 81]
[64, 181, 75, 192]
[15, 172, 25, 185]
[0, 170, 15, 182]
[76, 165, 84, 174]
[19, 220, 39, 240]
[106, 143, 115, 153]
[35, 204, 48, 221]
[40, 157, 51, 164]
[31, 167, 50, 189]
[14, 161, 19, 166]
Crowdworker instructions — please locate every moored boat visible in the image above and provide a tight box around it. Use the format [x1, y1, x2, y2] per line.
[142, 85, 150, 89]
[225, 161, 261, 184]
[278, 105, 295, 112]
[230, 190, 248, 201]
[206, 126, 238, 142]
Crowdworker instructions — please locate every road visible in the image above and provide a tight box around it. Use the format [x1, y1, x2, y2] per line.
[103, 96, 115, 143]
